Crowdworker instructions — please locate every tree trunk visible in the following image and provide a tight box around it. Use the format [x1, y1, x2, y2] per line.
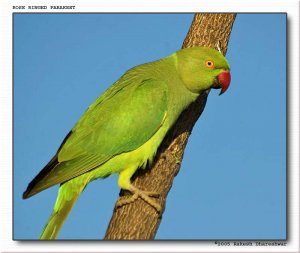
[104, 13, 236, 240]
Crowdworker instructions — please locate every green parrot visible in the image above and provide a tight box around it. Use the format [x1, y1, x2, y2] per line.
[23, 47, 231, 239]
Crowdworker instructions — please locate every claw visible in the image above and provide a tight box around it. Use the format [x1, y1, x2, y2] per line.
[116, 185, 162, 213]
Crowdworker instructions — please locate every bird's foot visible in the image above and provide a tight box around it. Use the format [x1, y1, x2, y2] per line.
[171, 150, 181, 164]
[116, 185, 161, 213]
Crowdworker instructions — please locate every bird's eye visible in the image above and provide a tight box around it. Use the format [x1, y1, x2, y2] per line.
[205, 60, 215, 69]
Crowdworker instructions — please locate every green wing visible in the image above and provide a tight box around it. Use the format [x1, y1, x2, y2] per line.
[23, 77, 168, 198]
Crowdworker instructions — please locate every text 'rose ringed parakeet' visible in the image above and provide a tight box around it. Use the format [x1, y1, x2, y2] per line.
[23, 47, 231, 239]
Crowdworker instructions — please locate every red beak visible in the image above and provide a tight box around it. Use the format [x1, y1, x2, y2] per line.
[217, 71, 231, 95]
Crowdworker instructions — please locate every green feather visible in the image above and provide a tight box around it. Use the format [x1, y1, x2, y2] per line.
[23, 47, 231, 239]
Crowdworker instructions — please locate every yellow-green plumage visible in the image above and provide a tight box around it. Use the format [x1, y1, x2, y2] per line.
[23, 47, 231, 239]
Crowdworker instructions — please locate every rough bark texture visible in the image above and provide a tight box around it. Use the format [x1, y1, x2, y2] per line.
[104, 13, 236, 240]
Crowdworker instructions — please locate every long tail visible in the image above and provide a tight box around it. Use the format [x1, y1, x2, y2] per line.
[40, 179, 86, 240]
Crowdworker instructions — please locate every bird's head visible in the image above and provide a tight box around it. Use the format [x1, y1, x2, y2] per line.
[176, 47, 231, 95]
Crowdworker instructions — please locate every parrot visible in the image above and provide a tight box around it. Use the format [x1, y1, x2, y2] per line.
[23, 47, 231, 240]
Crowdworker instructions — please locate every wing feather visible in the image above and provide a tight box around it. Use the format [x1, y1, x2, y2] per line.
[23, 78, 168, 198]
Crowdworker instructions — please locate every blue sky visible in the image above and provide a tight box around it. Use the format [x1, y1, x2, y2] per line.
[13, 13, 286, 240]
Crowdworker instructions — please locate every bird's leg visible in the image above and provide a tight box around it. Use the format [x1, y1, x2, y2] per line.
[116, 167, 162, 213]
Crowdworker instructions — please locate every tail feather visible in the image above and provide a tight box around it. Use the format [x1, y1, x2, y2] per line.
[39, 178, 87, 240]
[40, 198, 77, 240]
[40, 212, 66, 239]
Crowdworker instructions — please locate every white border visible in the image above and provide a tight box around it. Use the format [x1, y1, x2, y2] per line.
[0, 0, 298, 252]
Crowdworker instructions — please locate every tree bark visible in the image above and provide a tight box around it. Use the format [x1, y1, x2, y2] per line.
[104, 13, 236, 240]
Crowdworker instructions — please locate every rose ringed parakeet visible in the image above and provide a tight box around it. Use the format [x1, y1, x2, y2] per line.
[23, 47, 231, 239]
